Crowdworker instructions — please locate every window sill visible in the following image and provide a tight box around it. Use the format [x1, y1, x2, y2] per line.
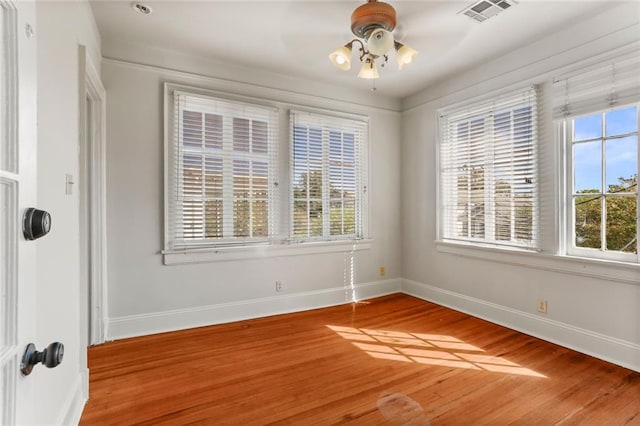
[163, 239, 373, 265]
[435, 240, 640, 285]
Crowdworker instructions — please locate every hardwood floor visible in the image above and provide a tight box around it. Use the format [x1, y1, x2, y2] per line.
[80, 294, 640, 425]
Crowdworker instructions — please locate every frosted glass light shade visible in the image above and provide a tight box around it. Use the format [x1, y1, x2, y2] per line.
[357, 59, 379, 79]
[329, 45, 353, 71]
[395, 43, 418, 70]
[367, 28, 394, 56]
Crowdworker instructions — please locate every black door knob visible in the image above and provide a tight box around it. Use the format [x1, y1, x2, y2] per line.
[23, 208, 52, 240]
[20, 342, 64, 376]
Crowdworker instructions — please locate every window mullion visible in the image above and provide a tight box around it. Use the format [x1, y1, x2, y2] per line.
[600, 195, 606, 252]
[600, 112, 606, 251]
[466, 122, 471, 238]
[565, 120, 573, 254]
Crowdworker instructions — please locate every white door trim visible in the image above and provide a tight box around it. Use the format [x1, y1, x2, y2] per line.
[79, 45, 108, 346]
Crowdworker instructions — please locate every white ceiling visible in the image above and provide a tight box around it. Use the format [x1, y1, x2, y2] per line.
[90, 0, 622, 99]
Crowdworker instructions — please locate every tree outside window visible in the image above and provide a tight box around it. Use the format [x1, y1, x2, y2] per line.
[572, 105, 638, 255]
[292, 125, 358, 240]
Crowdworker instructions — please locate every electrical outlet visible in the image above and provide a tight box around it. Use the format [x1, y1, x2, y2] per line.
[275, 281, 283, 292]
[379, 266, 386, 277]
[537, 299, 547, 314]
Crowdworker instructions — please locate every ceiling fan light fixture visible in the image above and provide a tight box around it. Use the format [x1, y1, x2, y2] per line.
[357, 58, 379, 79]
[367, 28, 394, 56]
[329, 0, 417, 83]
[395, 42, 418, 70]
[329, 44, 353, 71]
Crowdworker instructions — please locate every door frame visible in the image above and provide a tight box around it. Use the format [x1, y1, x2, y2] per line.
[78, 45, 108, 346]
[1, 1, 19, 423]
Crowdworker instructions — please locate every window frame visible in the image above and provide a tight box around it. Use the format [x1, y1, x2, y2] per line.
[562, 103, 639, 263]
[437, 86, 540, 251]
[164, 84, 280, 252]
[289, 109, 370, 243]
[162, 84, 372, 265]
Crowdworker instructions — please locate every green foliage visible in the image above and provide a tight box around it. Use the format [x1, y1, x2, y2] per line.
[293, 171, 355, 237]
[575, 174, 637, 253]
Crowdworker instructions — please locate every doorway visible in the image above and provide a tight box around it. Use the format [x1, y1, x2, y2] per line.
[78, 45, 107, 347]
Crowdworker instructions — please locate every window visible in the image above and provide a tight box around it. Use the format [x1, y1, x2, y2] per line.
[438, 86, 539, 249]
[290, 110, 368, 242]
[166, 89, 279, 250]
[554, 53, 640, 263]
[163, 86, 372, 263]
[568, 106, 638, 259]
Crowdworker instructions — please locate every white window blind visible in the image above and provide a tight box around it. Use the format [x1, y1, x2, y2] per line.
[553, 51, 640, 119]
[166, 90, 279, 250]
[289, 110, 368, 242]
[439, 86, 539, 249]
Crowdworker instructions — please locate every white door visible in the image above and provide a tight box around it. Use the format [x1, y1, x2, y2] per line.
[0, 1, 39, 424]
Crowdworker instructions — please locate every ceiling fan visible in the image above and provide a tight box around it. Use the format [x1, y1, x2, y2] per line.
[328, 0, 418, 80]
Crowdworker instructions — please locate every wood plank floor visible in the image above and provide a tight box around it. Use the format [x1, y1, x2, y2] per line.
[80, 294, 640, 425]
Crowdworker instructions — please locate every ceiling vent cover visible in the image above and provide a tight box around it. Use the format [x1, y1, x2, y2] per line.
[460, 0, 517, 23]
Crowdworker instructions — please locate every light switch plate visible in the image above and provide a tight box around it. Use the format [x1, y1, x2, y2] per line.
[65, 173, 74, 195]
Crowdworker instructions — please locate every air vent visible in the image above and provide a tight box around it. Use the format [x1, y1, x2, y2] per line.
[460, 0, 516, 23]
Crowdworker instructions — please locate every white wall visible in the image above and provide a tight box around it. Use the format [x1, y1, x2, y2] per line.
[35, 1, 101, 424]
[102, 50, 402, 339]
[101, 1, 639, 373]
[401, 3, 640, 371]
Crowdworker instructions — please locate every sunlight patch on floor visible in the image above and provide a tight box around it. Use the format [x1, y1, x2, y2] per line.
[327, 325, 546, 378]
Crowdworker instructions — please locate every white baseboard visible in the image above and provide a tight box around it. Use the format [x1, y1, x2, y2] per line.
[402, 278, 640, 373]
[55, 370, 88, 426]
[107, 278, 401, 340]
[104, 277, 638, 373]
